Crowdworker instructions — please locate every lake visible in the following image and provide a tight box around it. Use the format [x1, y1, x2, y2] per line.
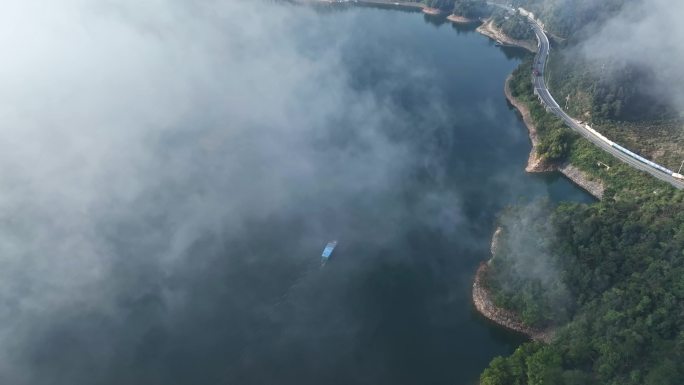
[14, 3, 595, 385]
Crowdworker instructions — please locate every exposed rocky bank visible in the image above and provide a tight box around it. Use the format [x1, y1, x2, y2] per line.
[504, 76, 605, 200]
[476, 19, 537, 53]
[557, 163, 605, 200]
[447, 14, 478, 24]
[422, 7, 441, 15]
[503, 75, 554, 173]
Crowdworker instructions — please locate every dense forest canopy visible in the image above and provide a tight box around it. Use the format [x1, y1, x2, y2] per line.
[481, 191, 684, 385]
[479, 2, 684, 383]
[491, 9, 535, 41]
[422, 0, 457, 11]
[422, 0, 489, 18]
[547, 53, 677, 122]
[452, 0, 490, 18]
[423, 2, 683, 383]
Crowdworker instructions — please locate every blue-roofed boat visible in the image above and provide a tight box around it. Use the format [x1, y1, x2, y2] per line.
[321, 241, 337, 266]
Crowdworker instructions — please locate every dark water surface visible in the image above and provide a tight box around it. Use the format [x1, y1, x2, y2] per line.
[36, 5, 594, 385]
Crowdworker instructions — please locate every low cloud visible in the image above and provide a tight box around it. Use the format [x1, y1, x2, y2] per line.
[496, 204, 559, 286]
[580, 0, 684, 113]
[0, 1, 462, 384]
[491, 203, 572, 323]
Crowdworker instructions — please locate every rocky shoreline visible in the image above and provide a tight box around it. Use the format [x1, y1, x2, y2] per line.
[490, 227, 502, 256]
[472, 29, 604, 344]
[447, 14, 478, 24]
[476, 19, 537, 53]
[472, 227, 555, 343]
[503, 75, 554, 173]
[473, 263, 554, 343]
[473, 65, 605, 342]
[504, 76, 605, 200]
[558, 163, 605, 200]
[422, 7, 442, 16]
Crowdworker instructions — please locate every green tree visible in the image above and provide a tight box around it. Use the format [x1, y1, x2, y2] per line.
[481, 357, 512, 385]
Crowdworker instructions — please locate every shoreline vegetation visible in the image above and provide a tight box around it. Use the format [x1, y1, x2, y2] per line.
[474, 263, 551, 338]
[476, 19, 537, 53]
[504, 75, 606, 199]
[473, 9, 605, 342]
[503, 75, 550, 174]
[472, 227, 555, 343]
[473, 10, 684, 385]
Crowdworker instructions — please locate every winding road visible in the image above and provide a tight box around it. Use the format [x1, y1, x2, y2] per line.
[521, 12, 684, 189]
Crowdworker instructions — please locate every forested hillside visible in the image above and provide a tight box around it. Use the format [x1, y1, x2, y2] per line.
[452, 0, 490, 18]
[481, 188, 684, 385]
[490, 9, 535, 41]
[546, 53, 676, 122]
[432, 0, 676, 122]
[508, 0, 634, 40]
[478, 2, 684, 382]
[497, 0, 684, 167]
[421, 0, 454, 11]
[419, 1, 684, 383]
[422, 0, 489, 18]
[502, 0, 671, 121]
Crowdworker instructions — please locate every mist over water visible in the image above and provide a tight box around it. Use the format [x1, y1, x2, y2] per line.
[0, 2, 593, 385]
